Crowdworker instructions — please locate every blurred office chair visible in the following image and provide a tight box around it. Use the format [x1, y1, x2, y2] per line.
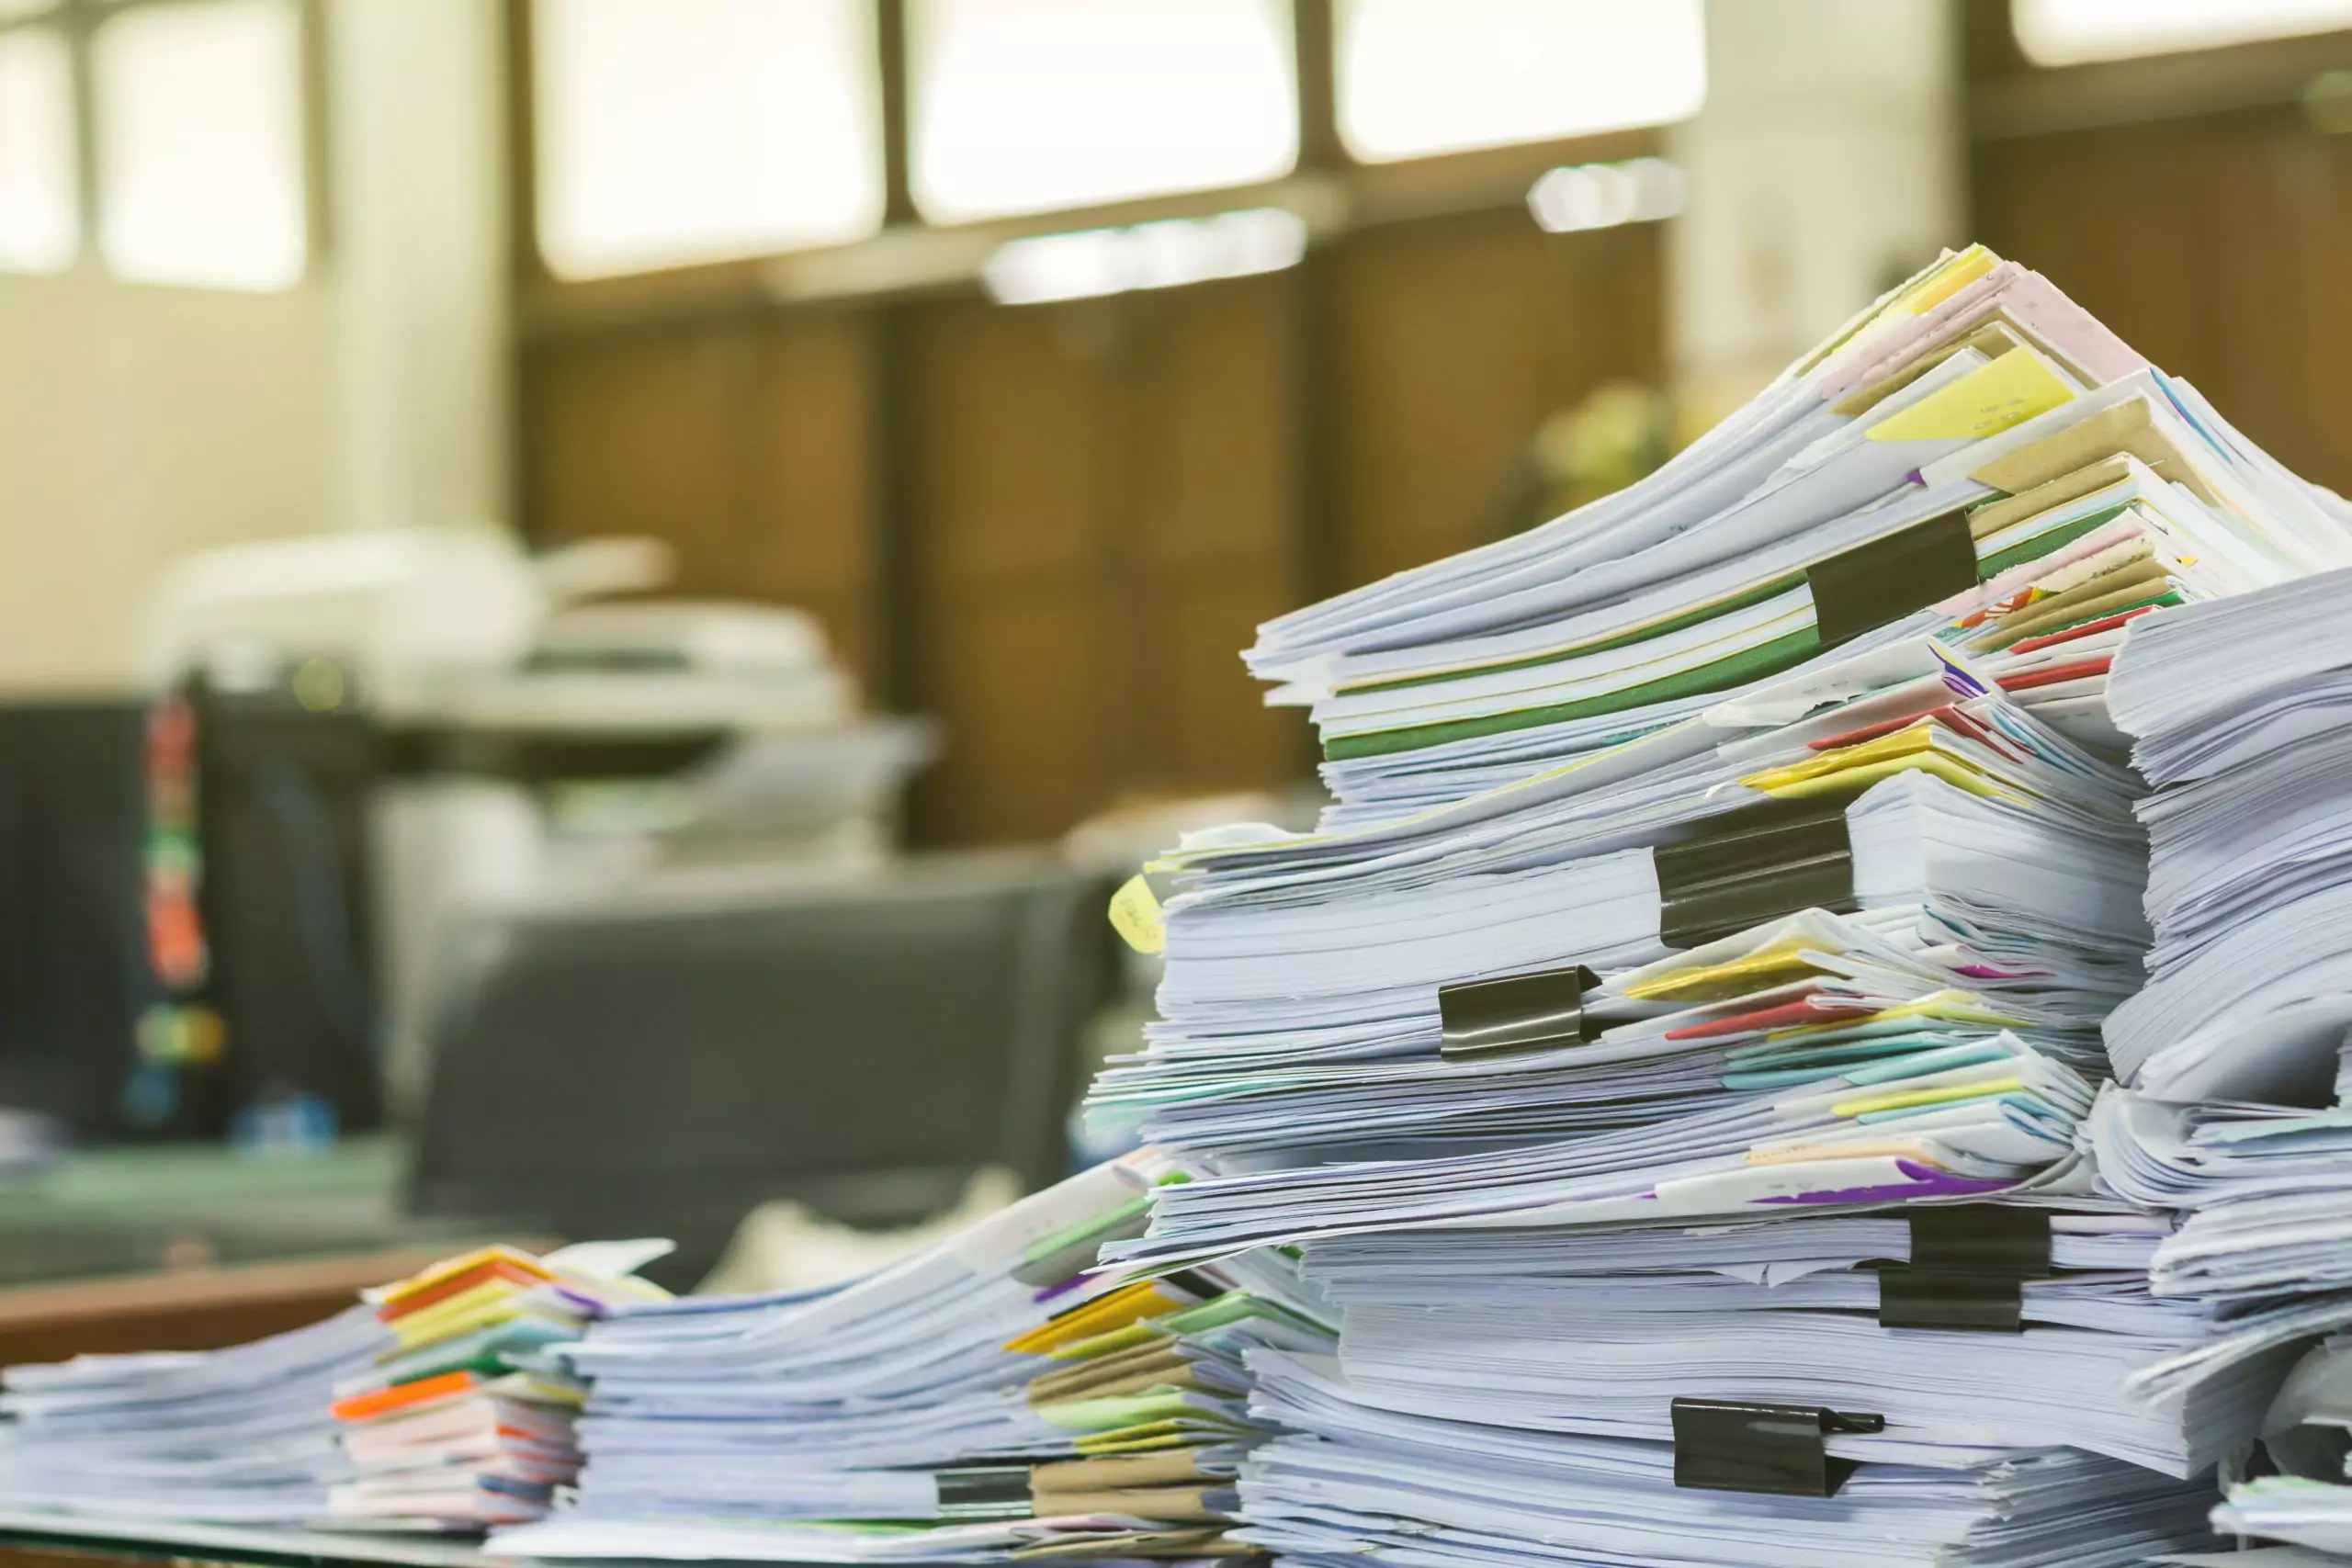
[405, 852, 1118, 1285]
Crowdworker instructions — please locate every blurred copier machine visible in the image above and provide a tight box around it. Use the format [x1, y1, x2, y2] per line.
[138, 527, 932, 1136]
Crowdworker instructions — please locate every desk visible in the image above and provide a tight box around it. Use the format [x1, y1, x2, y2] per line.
[0, 1242, 547, 1367]
[0, 1513, 495, 1568]
[0, 1138, 501, 1291]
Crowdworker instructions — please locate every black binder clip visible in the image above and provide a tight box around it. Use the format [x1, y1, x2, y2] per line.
[934, 1465, 1036, 1518]
[1670, 1397, 1884, 1497]
[1876, 1206, 2052, 1333]
[1806, 509, 1980, 649]
[1653, 799, 1858, 949]
[1437, 964, 1601, 1061]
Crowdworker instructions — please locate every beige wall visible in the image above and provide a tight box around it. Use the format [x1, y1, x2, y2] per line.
[0, 274, 338, 693]
[1668, 0, 1965, 400]
[0, 0, 506, 697]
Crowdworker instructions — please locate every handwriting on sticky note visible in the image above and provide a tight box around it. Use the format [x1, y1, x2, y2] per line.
[1109, 874, 1166, 954]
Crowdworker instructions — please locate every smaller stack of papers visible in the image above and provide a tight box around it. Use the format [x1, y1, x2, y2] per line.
[2104, 568, 2352, 1105]
[2083, 571, 2352, 1372]
[1004, 1249, 1336, 1547]
[499, 1156, 1329, 1563]
[1097, 640, 2164, 1271]
[0, 1306, 388, 1523]
[1283, 1215, 2267, 1480]
[327, 1243, 668, 1530]
[1224, 1209, 2250, 1568]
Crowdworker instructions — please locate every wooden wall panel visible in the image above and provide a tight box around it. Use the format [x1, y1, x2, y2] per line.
[1328, 212, 1666, 593]
[902, 277, 1301, 844]
[1119, 279, 1301, 800]
[1975, 112, 2352, 494]
[520, 211, 1668, 845]
[903, 298, 1119, 843]
[525, 312, 880, 691]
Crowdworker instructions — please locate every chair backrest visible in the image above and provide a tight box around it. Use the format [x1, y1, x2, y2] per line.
[405, 851, 1115, 1282]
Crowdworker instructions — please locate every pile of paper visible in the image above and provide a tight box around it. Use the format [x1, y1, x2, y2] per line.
[2059, 567, 2352, 1558]
[0, 1306, 387, 1524]
[1003, 1247, 1336, 1541]
[2095, 570, 2352, 1329]
[1098, 650, 2158, 1272]
[1270, 246, 2352, 829]
[326, 1244, 668, 1530]
[495, 1155, 1335, 1562]
[1069, 245, 2352, 1568]
[1093, 246, 2352, 1268]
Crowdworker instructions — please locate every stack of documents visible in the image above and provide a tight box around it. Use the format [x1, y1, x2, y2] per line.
[1283, 1218, 2274, 1476]
[1262, 244, 2352, 825]
[1094, 245, 2352, 1269]
[1065, 244, 2352, 1568]
[496, 1155, 1335, 1562]
[2106, 566, 2352, 1105]
[1003, 1247, 1336, 1540]
[327, 1243, 669, 1530]
[1099, 656, 2154, 1269]
[2043, 566, 2352, 1454]
[2211, 1333, 2352, 1559]
[1216, 1205, 2352, 1567]
[0, 1306, 388, 1524]
[1241, 1351, 2216, 1568]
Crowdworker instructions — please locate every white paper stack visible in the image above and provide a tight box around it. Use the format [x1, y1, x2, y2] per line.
[324, 1243, 670, 1531]
[1240, 1352, 2214, 1568]
[2050, 567, 2352, 1470]
[1265, 246, 2352, 826]
[1071, 245, 2352, 1568]
[1288, 1219, 2267, 1477]
[1098, 647, 2157, 1270]
[0, 1306, 389, 1524]
[494, 1154, 1336, 1563]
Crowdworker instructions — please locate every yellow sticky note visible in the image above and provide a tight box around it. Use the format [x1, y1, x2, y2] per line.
[1832, 1077, 2021, 1118]
[1005, 1280, 1184, 1357]
[1897, 243, 1996, 317]
[1624, 942, 1823, 1003]
[1866, 348, 2075, 445]
[1109, 874, 1166, 954]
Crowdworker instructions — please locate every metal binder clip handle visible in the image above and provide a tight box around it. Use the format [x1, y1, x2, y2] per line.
[1670, 1397, 1886, 1497]
[1437, 964, 1601, 1061]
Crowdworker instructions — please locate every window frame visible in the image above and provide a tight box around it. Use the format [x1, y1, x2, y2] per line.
[511, 0, 1679, 330]
[1964, 0, 2352, 142]
[0, 0, 329, 288]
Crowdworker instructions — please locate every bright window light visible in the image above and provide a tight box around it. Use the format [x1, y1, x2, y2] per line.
[0, 28, 78, 273]
[982, 207, 1306, 305]
[0, 0, 60, 17]
[2013, 0, 2352, 64]
[93, 0, 307, 291]
[1527, 158, 1684, 234]
[910, 0, 1298, 224]
[533, 0, 884, 279]
[1337, 0, 1706, 164]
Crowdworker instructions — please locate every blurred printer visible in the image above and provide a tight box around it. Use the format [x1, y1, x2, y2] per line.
[136, 527, 932, 1140]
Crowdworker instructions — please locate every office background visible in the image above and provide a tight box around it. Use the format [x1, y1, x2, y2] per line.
[2, 0, 2351, 1287]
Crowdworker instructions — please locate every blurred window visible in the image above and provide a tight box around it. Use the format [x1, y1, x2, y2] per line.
[533, 0, 884, 279]
[2013, 0, 2352, 64]
[0, 0, 60, 17]
[93, 0, 308, 290]
[1334, 0, 1706, 163]
[0, 24, 77, 272]
[908, 0, 1297, 223]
